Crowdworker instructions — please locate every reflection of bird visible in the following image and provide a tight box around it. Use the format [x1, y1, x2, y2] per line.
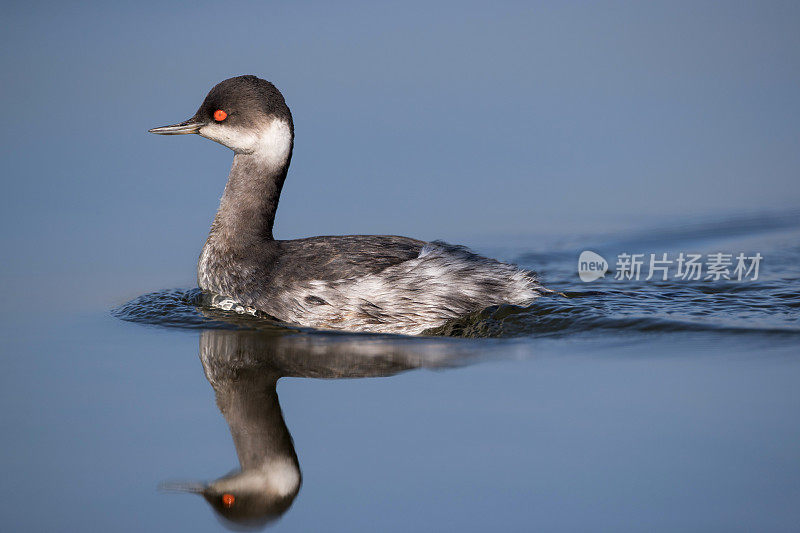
[163, 329, 476, 530]
[149, 75, 545, 335]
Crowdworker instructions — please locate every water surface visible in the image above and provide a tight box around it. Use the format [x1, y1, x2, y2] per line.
[3, 213, 800, 531]
[3, 4, 800, 530]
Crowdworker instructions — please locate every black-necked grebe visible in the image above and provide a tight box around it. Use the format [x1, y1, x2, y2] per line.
[150, 75, 544, 334]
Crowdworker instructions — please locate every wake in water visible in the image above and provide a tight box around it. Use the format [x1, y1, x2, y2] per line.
[113, 212, 800, 339]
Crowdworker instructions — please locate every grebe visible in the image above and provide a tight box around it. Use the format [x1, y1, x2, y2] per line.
[161, 328, 473, 527]
[150, 75, 544, 334]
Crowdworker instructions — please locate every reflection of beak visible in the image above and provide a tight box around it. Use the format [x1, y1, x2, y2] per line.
[148, 118, 203, 135]
[158, 480, 206, 494]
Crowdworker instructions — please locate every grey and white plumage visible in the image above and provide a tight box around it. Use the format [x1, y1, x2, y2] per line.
[150, 75, 544, 335]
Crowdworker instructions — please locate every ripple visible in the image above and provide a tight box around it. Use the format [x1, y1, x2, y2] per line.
[113, 287, 800, 340]
[112, 289, 294, 332]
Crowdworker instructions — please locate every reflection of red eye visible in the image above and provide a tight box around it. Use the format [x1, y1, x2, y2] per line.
[222, 493, 235, 507]
[214, 109, 227, 122]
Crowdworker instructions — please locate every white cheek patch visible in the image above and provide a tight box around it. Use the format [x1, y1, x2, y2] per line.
[209, 459, 301, 497]
[200, 122, 260, 153]
[264, 458, 301, 497]
[200, 119, 292, 171]
[251, 119, 292, 170]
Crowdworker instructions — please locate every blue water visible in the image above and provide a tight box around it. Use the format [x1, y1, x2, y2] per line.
[3, 3, 800, 530]
[4, 213, 798, 531]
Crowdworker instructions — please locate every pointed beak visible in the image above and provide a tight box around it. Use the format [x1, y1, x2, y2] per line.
[158, 480, 207, 494]
[149, 118, 204, 135]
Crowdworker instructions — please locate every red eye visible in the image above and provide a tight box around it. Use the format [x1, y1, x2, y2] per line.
[222, 493, 235, 507]
[214, 109, 228, 122]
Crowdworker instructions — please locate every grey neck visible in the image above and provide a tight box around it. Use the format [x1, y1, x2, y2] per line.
[200, 329, 301, 478]
[209, 146, 292, 246]
[215, 373, 298, 472]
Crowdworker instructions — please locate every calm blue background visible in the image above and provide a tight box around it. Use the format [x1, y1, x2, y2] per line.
[1, 3, 800, 532]
[1, 1, 799, 313]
